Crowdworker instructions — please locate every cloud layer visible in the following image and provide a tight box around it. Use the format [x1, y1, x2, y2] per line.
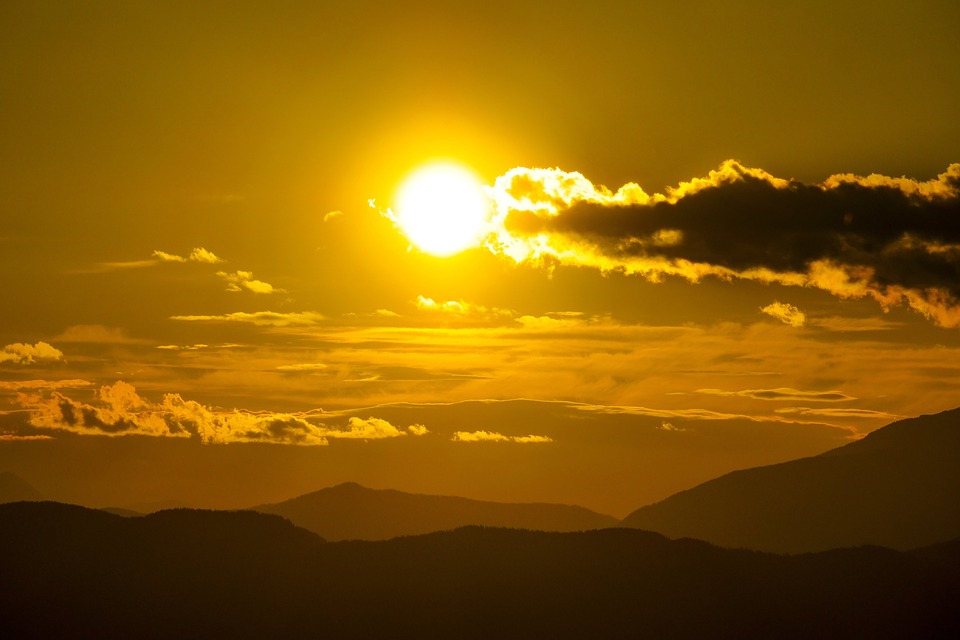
[485, 161, 960, 326]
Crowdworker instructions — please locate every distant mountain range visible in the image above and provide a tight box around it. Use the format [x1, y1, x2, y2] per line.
[1, 501, 956, 639]
[622, 407, 960, 552]
[4, 406, 958, 556]
[0, 471, 42, 503]
[251, 481, 619, 540]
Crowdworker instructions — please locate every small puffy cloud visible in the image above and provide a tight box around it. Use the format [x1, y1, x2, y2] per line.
[484, 161, 960, 327]
[659, 421, 687, 432]
[0, 342, 64, 365]
[696, 387, 854, 402]
[760, 301, 806, 327]
[217, 270, 282, 294]
[171, 311, 324, 327]
[324, 417, 426, 440]
[323, 210, 343, 222]
[153, 247, 223, 264]
[189, 247, 222, 263]
[452, 430, 553, 443]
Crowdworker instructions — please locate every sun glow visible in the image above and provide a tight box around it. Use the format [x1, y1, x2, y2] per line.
[394, 162, 490, 257]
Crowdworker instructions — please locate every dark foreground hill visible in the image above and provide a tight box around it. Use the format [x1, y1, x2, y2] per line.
[623, 407, 960, 553]
[252, 481, 618, 540]
[1, 501, 958, 639]
[0, 471, 42, 503]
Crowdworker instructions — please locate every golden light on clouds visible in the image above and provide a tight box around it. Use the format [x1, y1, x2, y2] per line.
[391, 162, 491, 257]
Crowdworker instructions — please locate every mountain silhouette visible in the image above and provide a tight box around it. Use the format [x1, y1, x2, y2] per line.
[0, 471, 42, 503]
[251, 481, 618, 540]
[622, 407, 960, 552]
[1, 501, 957, 639]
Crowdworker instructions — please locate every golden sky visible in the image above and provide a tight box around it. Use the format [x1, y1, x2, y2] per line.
[1, 1, 959, 516]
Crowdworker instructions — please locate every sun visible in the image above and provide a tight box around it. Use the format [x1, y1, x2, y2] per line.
[393, 162, 490, 257]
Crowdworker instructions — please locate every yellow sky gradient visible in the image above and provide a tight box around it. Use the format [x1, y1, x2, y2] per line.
[1, 1, 959, 515]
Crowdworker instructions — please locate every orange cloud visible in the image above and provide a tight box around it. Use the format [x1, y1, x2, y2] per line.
[217, 270, 282, 294]
[171, 311, 324, 327]
[0, 342, 64, 365]
[15, 381, 427, 445]
[452, 430, 553, 443]
[153, 247, 223, 263]
[760, 301, 806, 327]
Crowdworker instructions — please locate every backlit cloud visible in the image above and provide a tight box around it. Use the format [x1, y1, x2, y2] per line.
[217, 270, 282, 294]
[485, 161, 960, 327]
[15, 381, 426, 445]
[0, 342, 64, 365]
[416, 296, 514, 319]
[452, 430, 553, 443]
[696, 388, 854, 402]
[0, 379, 92, 391]
[153, 247, 223, 264]
[171, 311, 324, 327]
[760, 301, 806, 327]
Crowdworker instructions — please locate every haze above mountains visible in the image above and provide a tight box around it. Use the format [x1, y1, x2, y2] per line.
[3, 408, 959, 553]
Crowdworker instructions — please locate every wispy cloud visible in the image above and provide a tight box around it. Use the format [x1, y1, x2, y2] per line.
[774, 407, 901, 420]
[0, 379, 92, 391]
[171, 311, 324, 327]
[0, 342, 64, 365]
[452, 429, 553, 443]
[485, 161, 960, 327]
[276, 363, 329, 372]
[696, 388, 854, 402]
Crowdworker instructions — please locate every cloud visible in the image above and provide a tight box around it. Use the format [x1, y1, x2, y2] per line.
[276, 363, 329, 372]
[0, 342, 64, 365]
[696, 388, 854, 402]
[416, 296, 514, 319]
[485, 161, 960, 327]
[323, 210, 343, 222]
[171, 311, 324, 327]
[0, 379, 93, 391]
[330, 417, 428, 440]
[773, 407, 901, 420]
[452, 430, 553, 443]
[53, 325, 148, 344]
[217, 270, 282, 294]
[153, 247, 223, 264]
[14, 381, 426, 445]
[152, 250, 186, 263]
[760, 301, 806, 327]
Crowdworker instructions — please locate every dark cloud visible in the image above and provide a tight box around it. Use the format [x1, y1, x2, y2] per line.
[489, 162, 960, 326]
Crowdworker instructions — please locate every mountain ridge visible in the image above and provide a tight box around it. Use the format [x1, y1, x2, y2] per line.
[622, 407, 960, 552]
[251, 481, 619, 541]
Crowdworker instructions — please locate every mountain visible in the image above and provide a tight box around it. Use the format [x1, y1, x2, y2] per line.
[251, 481, 619, 540]
[0, 471, 42, 503]
[622, 407, 960, 553]
[1, 501, 957, 639]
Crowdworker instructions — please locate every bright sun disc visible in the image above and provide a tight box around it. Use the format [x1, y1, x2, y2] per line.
[394, 162, 490, 257]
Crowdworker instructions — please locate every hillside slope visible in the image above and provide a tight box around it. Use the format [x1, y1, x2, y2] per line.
[622, 407, 960, 552]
